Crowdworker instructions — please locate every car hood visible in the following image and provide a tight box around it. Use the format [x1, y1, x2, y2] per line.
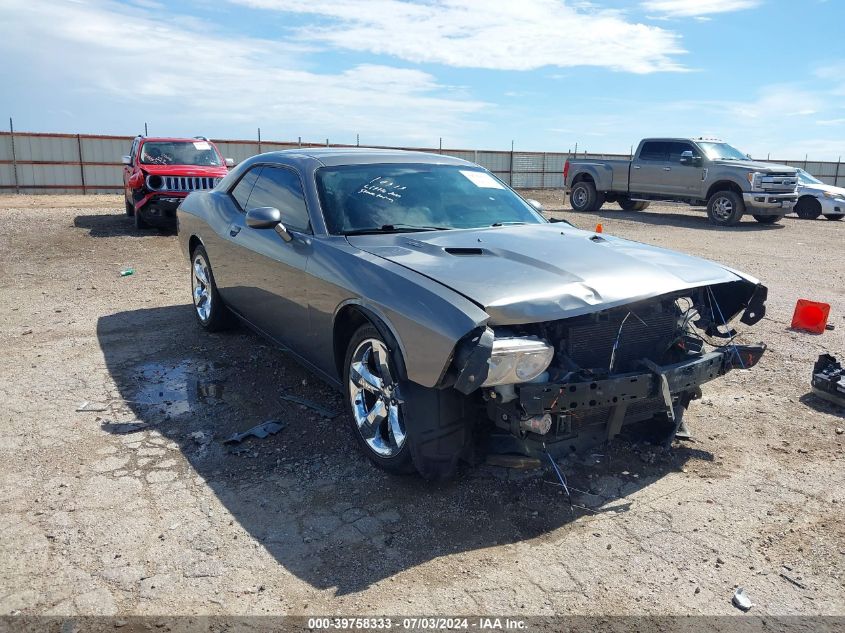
[799, 182, 845, 196]
[141, 164, 229, 177]
[348, 223, 754, 325]
[712, 159, 796, 173]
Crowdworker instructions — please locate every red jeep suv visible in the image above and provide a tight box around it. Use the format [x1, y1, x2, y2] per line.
[122, 136, 233, 229]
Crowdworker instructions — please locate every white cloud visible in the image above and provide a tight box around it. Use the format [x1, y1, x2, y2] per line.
[231, 0, 687, 74]
[0, 0, 486, 143]
[641, 0, 761, 17]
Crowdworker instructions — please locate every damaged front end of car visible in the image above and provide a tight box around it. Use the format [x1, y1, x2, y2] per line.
[450, 278, 767, 457]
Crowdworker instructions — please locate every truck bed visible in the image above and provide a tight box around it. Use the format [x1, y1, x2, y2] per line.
[566, 158, 631, 193]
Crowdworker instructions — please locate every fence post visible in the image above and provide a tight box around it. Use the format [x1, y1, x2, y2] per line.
[804, 154, 808, 170]
[836, 156, 841, 187]
[439, 138, 442, 154]
[257, 127, 262, 154]
[510, 140, 514, 187]
[542, 152, 546, 189]
[298, 136, 302, 148]
[9, 118, 19, 194]
[76, 134, 86, 195]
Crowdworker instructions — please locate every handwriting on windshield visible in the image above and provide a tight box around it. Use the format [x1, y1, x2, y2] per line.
[357, 177, 406, 204]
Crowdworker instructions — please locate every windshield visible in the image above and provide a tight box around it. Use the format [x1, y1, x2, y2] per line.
[797, 169, 822, 185]
[315, 164, 545, 234]
[697, 142, 749, 161]
[140, 141, 222, 166]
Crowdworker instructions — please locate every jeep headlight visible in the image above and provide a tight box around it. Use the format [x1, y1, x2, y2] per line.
[482, 337, 554, 387]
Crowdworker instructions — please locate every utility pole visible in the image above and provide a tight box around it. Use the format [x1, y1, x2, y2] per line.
[144, 122, 148, 136]
[356, 133, 359, 147]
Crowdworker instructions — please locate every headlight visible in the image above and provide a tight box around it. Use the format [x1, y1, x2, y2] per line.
[145, 174, 164, 190]
[823, 191, 845, 200]
[747, 171, 762, 188]
[482, 337, 554, 387]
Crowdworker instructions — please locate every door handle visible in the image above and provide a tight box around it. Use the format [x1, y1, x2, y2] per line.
[633, 165, 641, 169]
[663, 167, 672, 171]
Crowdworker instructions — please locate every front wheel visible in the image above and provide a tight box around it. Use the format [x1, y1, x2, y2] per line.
[824, 214, 843, 221]
[125, 196, 134, 216]
[795, 197, 821, 220]
[190, 245, 234, 331]
[343, 325, 414, 475]
[752, 214, 782, 224]
[706, 190, 744, 226]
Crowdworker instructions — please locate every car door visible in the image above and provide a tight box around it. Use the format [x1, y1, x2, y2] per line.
[629, 141, 674, 196]
[667, 141, 705, 196]
[215, 164, 314, 354]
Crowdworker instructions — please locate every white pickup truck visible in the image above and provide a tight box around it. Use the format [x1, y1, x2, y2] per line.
[564, 137, 799, 226]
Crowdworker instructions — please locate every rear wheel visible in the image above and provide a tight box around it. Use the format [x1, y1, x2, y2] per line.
[706, 190, 744, 226]
[795, 196, 822, 220]
[752, 214, 782, 224]
[619, 198, 650, 211]
[569, 180, 604, 212]
[824, 214, 843, 221]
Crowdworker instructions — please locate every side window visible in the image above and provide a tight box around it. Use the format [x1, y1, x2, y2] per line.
[245, 166, 310, 233]
[130, 139, 139, 164]
[639, 141, 668, 161]
[230, 167, 261, 211]
[667, 142, 694, 162]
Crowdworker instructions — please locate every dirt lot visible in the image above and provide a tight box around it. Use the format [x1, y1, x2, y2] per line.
[1, 194, 843, 618]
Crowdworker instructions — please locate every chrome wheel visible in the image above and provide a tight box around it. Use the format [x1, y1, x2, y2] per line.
[712, 195, 733, 221]
[191, 253, 212, 322]
[348, 338, 406, 458]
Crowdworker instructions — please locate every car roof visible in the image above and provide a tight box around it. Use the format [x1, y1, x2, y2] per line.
[259, 147, 474, 167]
[140, 137, 216, 143]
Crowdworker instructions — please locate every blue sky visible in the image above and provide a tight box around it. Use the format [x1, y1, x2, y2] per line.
[1, 0, 844, 158]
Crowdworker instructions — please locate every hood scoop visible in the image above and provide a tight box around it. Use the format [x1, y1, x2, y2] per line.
[445, 247, 485, 256]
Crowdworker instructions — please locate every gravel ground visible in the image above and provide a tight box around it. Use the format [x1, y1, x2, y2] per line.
[0, 194, 843, 618]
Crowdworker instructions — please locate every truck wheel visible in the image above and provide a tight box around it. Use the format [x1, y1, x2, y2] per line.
[125, 196, 135, 216]
[619, 199, 649, 211]
[752, 214, 782, 224]
[570, 181, 603, 212]
[795, 197, 821, 220]
[343, 323, 468, 479]
[706, 191, 744, 226]
[824, 214, 843, 221]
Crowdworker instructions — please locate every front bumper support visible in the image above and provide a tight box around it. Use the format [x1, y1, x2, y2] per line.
[519, 344, 766, 417]
[743, 192, 797, 214]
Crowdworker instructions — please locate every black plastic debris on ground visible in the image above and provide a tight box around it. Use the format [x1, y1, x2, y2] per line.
[101, 420, 150, 434]
[223, 420, 286, 445]
[279, 392, 339, 418]
[812, 354, 845, 408]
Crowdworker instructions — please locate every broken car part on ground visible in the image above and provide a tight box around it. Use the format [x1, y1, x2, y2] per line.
[178, 148, 768, 479]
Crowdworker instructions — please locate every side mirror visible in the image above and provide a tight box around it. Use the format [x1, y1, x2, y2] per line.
[680, 150, 703, 167]
[526, 198, 546, 212]
[122, 155, 132, 165]
[225, 158, 235, 168]
[245, 207, 293, 242]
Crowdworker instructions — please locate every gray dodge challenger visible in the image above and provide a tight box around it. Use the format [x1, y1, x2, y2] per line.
[177, 148, 767, 478]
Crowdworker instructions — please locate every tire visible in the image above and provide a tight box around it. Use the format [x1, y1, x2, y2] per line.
[619, 198, 650, 211]
[125, 196, 134, 216]
[342, 323, 469, 479]
[570, 180, 604, 212]
[134, 206, 149, 229]
[795, 196, 822, 220]
[824, 214, 843, 221]
[190, 245, 234, 332]
[752, 214, 782, 224]
[343, 324, 415, 475]
[706, 190, 744, 226]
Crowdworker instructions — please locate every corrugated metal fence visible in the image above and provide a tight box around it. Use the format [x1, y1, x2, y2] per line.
[1, 130, 842, 194]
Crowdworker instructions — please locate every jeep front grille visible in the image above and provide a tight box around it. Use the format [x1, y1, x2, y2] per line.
[145, 174, 221, 192]
[161, 176, 220, 192]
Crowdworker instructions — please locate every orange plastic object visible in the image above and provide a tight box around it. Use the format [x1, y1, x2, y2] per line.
[791, 299, 830, 334]
[595, 223, 603, 233]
